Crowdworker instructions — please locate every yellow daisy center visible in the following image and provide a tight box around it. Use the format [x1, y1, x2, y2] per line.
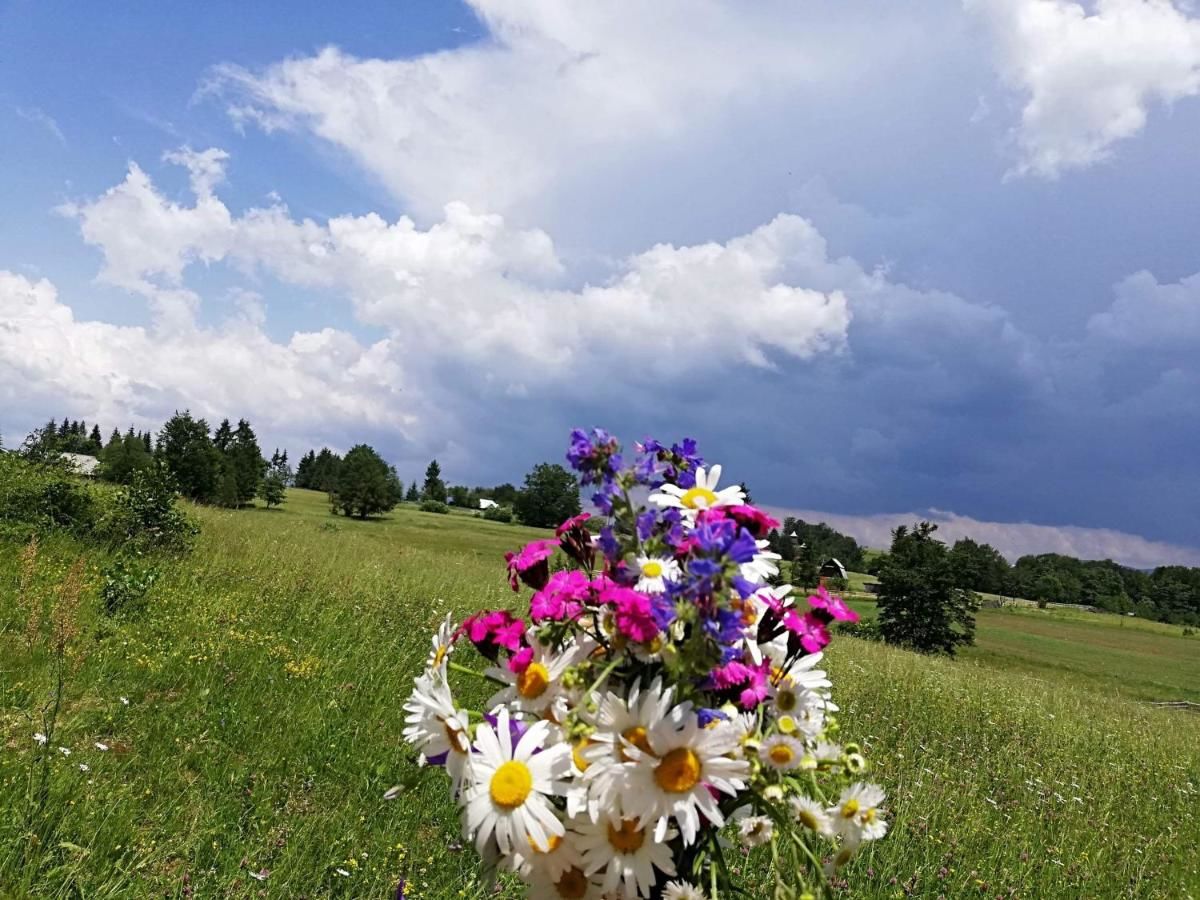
[620, 725, 654, 762]
[572, 738, 592, 772]
[529, 832, 562, 854]
[768, 743, 795, 766]
[517, 662, 551, 699]
[606, 819, 646, 854]
[654, 747, 702, 793]
[775, 689, 797, 712]
[777, 714, 798, 735]
[489, 760, 533, 809]
[443, 720, 469, 755]
[863, 808, 877, 824]
[641, 560, 663, 578]
[680, 486, 718, 509]
[555, 867, 589, 899]
[431, 643, 449, 668]
[841, 798, 860, 819]
[798, 808, 819, 831]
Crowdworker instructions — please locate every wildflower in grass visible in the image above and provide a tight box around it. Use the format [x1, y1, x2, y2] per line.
[94, 742, 109, 752]
[33, 732, 47, 745]
[58, 746, 71, 756]
[506, 539, 560, 592]
[461, 708, 571, 856]
[120, 696, 130, 705]
[78, 763, 90, 773]
[634, 555, 680, 594]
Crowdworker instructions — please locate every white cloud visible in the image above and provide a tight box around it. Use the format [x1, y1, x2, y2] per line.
[15, 106, 66, 146]
[0, 270, 412, 445]
[58, 151, 852, 386]
[772, 506, 1200, 568]
[967, 0, 1200, 177]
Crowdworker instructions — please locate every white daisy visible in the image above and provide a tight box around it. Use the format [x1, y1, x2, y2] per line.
[830, 782, 888, 843]
[635, 555, 681, 594]
[401, 673, 473, 791]
[663, 881, 707, 900]
[33, 732, 47, 746]
[737, 814, 774, 848]
[577, 679, 682, 821]
[486, 633, 595, 716]
[711, 711, 758, 759]
[790, 794, 833, 836]
[426, 612, 456, 677]
[740, 540, 782, 584]
[511, 819, 585, 881]
[524, 864, 606, 900]
[619, 707, 750, 846]
[462, 708, 572, 857]
[759, 734, 805, 771]
[648, 465, 745, 521]
[576, 814, 677, 898]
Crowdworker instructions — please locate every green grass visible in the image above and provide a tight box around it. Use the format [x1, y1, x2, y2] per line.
[1, 488, 1198, 898]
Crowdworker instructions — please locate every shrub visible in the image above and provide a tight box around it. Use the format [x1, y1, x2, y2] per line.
[481, 505, 513, 523]
[0, 453, 97, 535]
[98, 465, 199, 552]
[420, 499, 450, 514]
[838, 617, 883, 642]
[100, 556, 160, 615]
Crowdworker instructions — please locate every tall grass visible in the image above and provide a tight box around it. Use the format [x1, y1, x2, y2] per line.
[1, 489, 1196, 898]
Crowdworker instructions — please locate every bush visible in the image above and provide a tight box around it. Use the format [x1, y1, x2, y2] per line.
[420, 499, 450, 514]
[0, 453, 97, 535]
[482, 505, 513, 523]
[98, 465, 199, 552]
[838, 617, 883, 642]
[100, 556, 160, 615]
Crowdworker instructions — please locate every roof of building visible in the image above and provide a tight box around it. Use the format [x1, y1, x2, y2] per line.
[60, 452, 101, 476]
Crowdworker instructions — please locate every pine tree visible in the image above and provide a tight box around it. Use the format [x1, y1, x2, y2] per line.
[331, 445, 399, 518]
[294, 450, 316, 489]
[213, 419, 233, 454]
[258, 449, 289, 509]
[422, 459, 447, 503]
[88, 424, 103, 454]
[405, 482, 420, 503]
[229, 419, 266, 506]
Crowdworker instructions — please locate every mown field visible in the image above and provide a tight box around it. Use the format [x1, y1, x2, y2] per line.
[2, 488, 1198, 898]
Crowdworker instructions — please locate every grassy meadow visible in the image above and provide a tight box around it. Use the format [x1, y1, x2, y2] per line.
[2, 488, 1198, 898]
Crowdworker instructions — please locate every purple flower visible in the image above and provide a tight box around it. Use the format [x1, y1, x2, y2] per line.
[808, 585, 860, 623]
[636, 510, 658, 541]
[784, 609, 831, 654]
[566, 428, 623, 486]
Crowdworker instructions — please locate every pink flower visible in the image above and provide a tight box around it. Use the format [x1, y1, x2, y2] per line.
[724, 505, 781, 539]
[598, 582, 661, 644]
[554, 513, 591, 537]
[807, 585, 860, 623]
[784, 610, 831, 654]
[456, 609, 527, 661]
[529, 570, 590, 622]
[507, 645, 534, 674]
[707, 658, 772, 710]
[554, 514, 594, 569]
[504, 539, 559, 591]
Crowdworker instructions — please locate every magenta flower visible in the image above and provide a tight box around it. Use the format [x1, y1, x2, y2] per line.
[706, 658, 772, 710]
[456, 609, 527, 661]
[504, 539, 559, 591]
[724, 505, 781, 539]
[599, 582, 661, 643]
[507, 645, 534, 674]
[555, 513, 595, 570]
[807, 585, 860, 623]
[784, 610, 831, 654]
[529, 570, 590, 622]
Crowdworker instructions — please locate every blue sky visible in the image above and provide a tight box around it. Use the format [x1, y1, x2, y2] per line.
[3, 0, 1200, 566]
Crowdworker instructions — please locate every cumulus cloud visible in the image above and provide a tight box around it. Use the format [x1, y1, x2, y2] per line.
[0, 270, 411, 447]
[57, 151, 851, 385]
[771, 506, 1200, 569]
[966, 0, 1200, 177]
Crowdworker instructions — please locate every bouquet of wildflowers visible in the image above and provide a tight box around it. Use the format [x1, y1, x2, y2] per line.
[403, 429, 889, 899]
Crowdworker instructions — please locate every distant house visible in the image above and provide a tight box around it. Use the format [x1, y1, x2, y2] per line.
[61, 452, 100, 478]
[818, 558, 847, 584]
[478, 498, 499, 510]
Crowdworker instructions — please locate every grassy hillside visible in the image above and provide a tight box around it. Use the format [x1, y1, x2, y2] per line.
[1, 488, 1197, 898]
